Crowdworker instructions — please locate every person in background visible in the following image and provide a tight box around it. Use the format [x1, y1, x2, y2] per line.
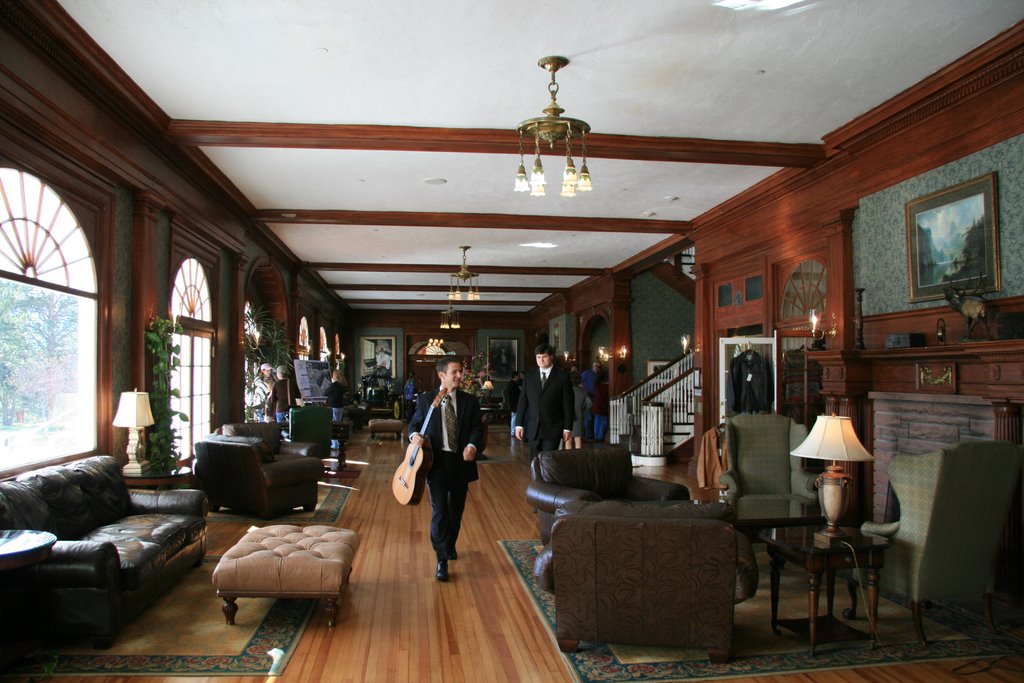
[403, 371, 417, 419]
[515, 343, 573, 459]
[592, 375, 610, 443]
[266, 364, 301, 424]
[569, 370, 591, 449]
[580, 361, 600, 440]
[504, 370, 523, 435]
[407, 356, 483, 582]
[252, 362, 274, 422]
[325, 369, 347, 422]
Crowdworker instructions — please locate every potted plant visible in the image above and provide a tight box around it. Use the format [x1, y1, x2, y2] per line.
[145, 316, 189, 473]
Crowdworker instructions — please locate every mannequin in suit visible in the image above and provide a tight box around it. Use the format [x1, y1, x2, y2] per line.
[514, 343, 574, 459]
[408, 356, 483, 582]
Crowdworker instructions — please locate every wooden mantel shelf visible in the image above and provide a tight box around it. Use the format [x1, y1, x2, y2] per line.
[809, 338, 1024, 402]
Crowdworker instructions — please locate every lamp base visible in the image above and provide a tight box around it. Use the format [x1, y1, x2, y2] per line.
[121, 427, 151, 475]
[814, 527, 849, 547]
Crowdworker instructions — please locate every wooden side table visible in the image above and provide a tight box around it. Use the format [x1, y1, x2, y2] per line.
[759, 525, 888, 655]
[123, 466, 195, 489]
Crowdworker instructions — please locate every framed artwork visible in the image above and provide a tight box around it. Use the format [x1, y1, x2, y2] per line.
[905, 173, 999, 302]
[646, 360, 669, 377]
[359, 336, 395, 381]
[487, 338, 517, 381]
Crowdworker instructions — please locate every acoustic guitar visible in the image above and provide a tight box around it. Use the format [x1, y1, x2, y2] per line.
[392, 387, 447, 505]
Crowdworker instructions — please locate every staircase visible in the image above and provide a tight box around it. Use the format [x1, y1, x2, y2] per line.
[608, 352, 697, 466]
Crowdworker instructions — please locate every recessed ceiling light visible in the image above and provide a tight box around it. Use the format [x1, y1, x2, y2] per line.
[423, 177, 448, 185]
[642, 211, 657, 218]
[520, 242, 557, 249]
[664, 196, 678, 203]
[281, 213, 296, 218]
[714, 0, 806, 10]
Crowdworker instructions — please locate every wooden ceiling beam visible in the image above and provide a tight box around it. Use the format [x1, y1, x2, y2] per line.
[343, 298, 537, 306]
[168, 120, 825, 168]
[259, 209, 687, 234]
[329, 283, 558, 294]
[308, 262, 604, 276]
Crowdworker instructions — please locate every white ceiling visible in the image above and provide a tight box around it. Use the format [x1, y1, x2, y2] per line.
[57, 0, 1024, 312]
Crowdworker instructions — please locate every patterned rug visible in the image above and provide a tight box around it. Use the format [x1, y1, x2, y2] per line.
[1, 557, 315, 677]
[500, 540, 1024, 682]
[207, 477, 355, 523]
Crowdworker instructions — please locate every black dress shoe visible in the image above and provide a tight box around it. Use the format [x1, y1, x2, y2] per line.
[435, 561, 449, 582]
[447, 549, 458, 560]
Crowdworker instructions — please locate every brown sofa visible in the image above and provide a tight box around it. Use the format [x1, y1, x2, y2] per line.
[0, 455, 207, 647]
[195, 423, 325, 518]
[525, 447, 690, 544]
[533, 499, 758, 662]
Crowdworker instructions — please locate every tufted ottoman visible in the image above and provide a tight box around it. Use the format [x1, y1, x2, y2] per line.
[368, 418, 404, 440]
[212, 524, 360, 627]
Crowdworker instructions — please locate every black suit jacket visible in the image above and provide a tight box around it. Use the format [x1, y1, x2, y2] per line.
[515, 366, 574, 441]
[408, 388, 482, 484]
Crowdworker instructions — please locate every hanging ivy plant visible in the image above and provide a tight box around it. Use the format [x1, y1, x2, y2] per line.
[145, 315, 189, 472]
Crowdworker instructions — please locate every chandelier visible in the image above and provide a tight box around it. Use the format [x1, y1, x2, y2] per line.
[515, 56, 592, 198]
[440, 303, 460, 330]
[448, 246, 480, 301]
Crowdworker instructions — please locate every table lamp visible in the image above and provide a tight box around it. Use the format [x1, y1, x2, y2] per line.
[113, 390, 156, 475]
[791, 414, 873, 545]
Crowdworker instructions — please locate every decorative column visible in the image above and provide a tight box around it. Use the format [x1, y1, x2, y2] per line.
[609, 274, 632, 397]
[854, 288, 865, 350]
[821, 209, 856, 351]
[130, 193, 163, 391]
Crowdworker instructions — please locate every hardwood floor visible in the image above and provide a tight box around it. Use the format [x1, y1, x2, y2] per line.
[59, 426, 1024, 682]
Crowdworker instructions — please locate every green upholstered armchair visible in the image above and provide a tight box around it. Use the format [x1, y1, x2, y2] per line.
[720, 414, 815, 504]
[856, 441, 1024, 644]
[289, 405, 333, 459]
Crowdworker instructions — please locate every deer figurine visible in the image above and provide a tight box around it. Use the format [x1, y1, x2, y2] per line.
[943, 283, 991, 341]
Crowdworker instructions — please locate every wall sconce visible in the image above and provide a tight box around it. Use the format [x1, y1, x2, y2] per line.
[618, 345, 628, 359]
[113, 390, 156, 475]
[680, 334, 691, 355]
[809, 308, 837, 350]
[597, 346, 610, 363]
[936, 317, 946, 345]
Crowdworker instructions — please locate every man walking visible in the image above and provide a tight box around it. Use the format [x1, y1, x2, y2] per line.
[514, 343, 573, 459]
[408, 357, 483, 582]
[580, 361, 600, 439]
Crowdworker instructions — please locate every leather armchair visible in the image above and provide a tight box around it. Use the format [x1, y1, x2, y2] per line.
[854, 441, 1024, 644]
[217, 421, 324, 458]
[720, 414, 815, 504]
[194, 436, 324, 518]
[525, 447, 689, 544]
[533, 500, 757, 662]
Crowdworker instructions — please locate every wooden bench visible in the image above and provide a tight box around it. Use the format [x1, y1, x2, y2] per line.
[211, 524, 360, 627]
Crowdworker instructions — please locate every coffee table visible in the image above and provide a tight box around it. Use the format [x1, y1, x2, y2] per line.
[760, 525, 888, 655]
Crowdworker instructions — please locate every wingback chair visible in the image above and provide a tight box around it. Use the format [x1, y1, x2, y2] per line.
[720, 414, 815, 504]
[289, 405, 334, 461]
[525, 447, 690, 545]
[855, 440, 1024, 644]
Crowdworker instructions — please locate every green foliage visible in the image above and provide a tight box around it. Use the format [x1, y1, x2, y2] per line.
[145, 316, 188, 472]
[243, 305, 293, 421]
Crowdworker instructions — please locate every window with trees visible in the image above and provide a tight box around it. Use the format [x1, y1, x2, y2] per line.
[319, 326, 329, 362]
[0, 168, 97, 473]
[171, 257, 212, 462]
[297, 316, 309, 359]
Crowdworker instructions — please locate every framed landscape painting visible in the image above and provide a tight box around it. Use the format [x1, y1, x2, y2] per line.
[487, 338, 517, 381]
[905, 173, 999, 302]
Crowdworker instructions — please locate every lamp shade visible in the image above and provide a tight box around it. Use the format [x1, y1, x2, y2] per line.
[113, 391, 156, 428]
[791, 415, 872, 462]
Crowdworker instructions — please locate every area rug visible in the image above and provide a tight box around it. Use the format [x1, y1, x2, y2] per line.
[207, 479, 354, 523]
[500, 540, 1024, 682]
[2, 556, 315, 677]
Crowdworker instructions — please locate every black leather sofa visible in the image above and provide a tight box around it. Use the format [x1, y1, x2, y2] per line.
[0, 455, 207, 647]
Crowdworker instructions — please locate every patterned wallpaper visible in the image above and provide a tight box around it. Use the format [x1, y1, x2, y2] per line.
[853, 134, 1024, 316]
[630, 271, 694, 380]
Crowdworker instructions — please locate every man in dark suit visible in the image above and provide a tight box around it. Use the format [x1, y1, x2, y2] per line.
[408, 356, 483, 582]
[514, 343, 574, 459]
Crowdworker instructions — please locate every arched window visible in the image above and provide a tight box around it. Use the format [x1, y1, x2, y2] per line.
[319, 326, 329, 362]
[171, 257, 212, 462]
[779, 258, 827, 322]
[297, 316, 309, 359]
[0, 168, 97, 472]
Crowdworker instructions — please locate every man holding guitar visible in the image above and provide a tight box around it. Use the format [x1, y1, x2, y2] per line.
[407, 356, 483, 582]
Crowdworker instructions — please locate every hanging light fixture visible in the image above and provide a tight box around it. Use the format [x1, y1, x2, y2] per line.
[448, 246, 481, 301]
[515, 56, 592, 197]
[440, 303, 460, 330]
